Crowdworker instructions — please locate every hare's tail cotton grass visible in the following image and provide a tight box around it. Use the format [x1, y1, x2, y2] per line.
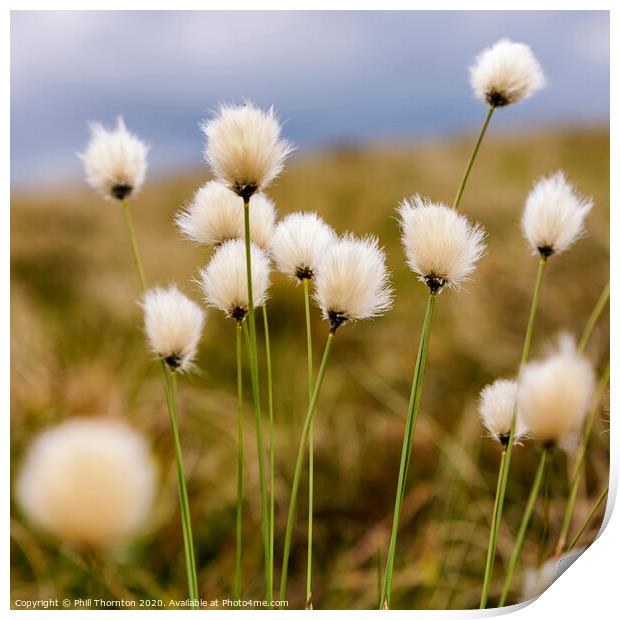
[17, 418, 156, 548]
[271, 212, 337, 282]
[201, 103, 294, 200]
[522, 171, 593, 257]
[398, 196, 486, 294]
[142, 286, 205, 373]
[470, 39, 545, 108]
[79, 117, 149, 202]
[314, 234, 393, 333]
[199, 239, 271, 323]
[176, 180, 277, 250]
[479, 380, 527, 446]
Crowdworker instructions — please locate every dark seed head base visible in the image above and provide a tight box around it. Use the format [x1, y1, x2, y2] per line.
[328, 310, 348, 334]
[537, 245, 554, 258]
[424, 275, 446, 295]
[485, 89, 510, 107]
[231, 306, 248, 323]
[112, 183, 133, 200]
[295, 266, 314, 281]
[164, 353, 183, 371]
[234, 183, 259, 202]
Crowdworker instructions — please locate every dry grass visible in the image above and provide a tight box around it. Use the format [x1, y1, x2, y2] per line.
[11, 126, 609, 609]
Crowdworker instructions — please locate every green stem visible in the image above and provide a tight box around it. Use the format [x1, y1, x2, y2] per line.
[303, 279, 315, 609]
[160, 363, 199, 604]
[567, 487, 608, 552]
[482, 255, 548, 604]
[121, 200, 147, 292]
[556, 363, 610, 556]
[452, 106, 495, 210]
[381, 293, 436, 609]
[499, 447, 549, 607]
[279, 331, 335, 603]
[242, 199, 271, 601]
[578, 281, 610, 353]
[262, 305, 275, 605]
[234, 323, 244, 600]
[480, 447, 508, 608]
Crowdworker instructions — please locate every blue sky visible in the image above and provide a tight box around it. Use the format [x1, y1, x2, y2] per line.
[11, 11, 609, 186]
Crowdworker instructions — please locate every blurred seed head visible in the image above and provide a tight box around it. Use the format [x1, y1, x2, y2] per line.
[199, 239, 271, 321]
[314, 234, 393, 332]
[398, 196, 486, 294]
[521, 548, 584, 601]
[17, 417, 156, 548]
[176, 180, 276, 250]
[478, 379, 527, 446]
[79, 117, 148, 201]
[521, 171, 593, 257]
[201, 102, 294, 199]
[142, 285, 205, 372]
[270, 212, 337, 282]
[470, 39, 545, 107]
[518, 335, 595, 448]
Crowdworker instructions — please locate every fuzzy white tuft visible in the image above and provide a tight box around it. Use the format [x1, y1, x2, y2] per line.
[142, 286, 205, 372]
[270, 212, 337, 281]
[176, 180, 276, 250]
[201, 103, 294, 198]
[521, 171, 593, 257]
[79, 117, 148, 201]
[469, 39, 545, 107]
[17, 417, 156, 548]
[398, 196, 486, 293]
[479, 379, 527, 445]
[314, 234, 393, 330]
[518, 336, 595, 447]
[199, 239, 271, 321]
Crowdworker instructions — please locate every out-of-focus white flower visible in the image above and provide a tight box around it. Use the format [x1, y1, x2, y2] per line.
[470, 39, 545, 107]
[142, 286, 205, 372]
[479, 379, 527, 446]
[201, 103, 293, 199]
[521, 171, 593, 257]
[17, 417, 156, 548]
[270, 212, 337, 281]
[314, 234, 393, 332]
[521, 548, 585, 601]
[199, 239, 271, 322]
[398, 196, 486, 293]
[176, 180, 276, 250]
[518, 335, 595, 447]
[79, 117, 148, 201]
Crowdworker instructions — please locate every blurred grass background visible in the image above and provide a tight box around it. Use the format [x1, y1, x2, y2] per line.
[10, 126, 609, 609]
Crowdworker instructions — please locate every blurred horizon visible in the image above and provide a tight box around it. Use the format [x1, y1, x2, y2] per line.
[10, 10, 609, 188]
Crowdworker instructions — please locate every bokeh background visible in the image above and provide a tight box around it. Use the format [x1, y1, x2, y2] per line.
[11, 10, 609, 610]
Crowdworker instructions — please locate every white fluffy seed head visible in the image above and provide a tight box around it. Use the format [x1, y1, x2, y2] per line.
[398, 196, 486, 294]
[79, 117, 148, 201]
[479, 379, 527, 446]
[521, 548, 584, 601]
[314, 234, 393, 331]
[17, 417, 156, 548]
[201, 103, 294, 199]
[176, 180, 276, 250]
[469, 39, 545, 107]
[518, 336, 595, 448]
[142, 286, 205, 372]
[521, 171, 593, 257]
[199, 239, 271, 321]
[270, 212, 337, 281]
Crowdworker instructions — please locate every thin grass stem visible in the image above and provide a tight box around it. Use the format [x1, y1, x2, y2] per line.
[567, 487, 608, 552]
[555, 363, 610, 556]
[578, 281, 610, 353]
[234, 322, 244, 600]
[381, 292, 436, 609]
[160, 364, 199, 604]
[262, 305, 276, 604]
[498, 447, 549, 607]
[279, 331, 335, 603]
[452, 106, 495, 210]
[479, 447, 508, 608]
[242, 199, 271, 601]
[121, 200, 147, 292]
[303, 278, 315, 609]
